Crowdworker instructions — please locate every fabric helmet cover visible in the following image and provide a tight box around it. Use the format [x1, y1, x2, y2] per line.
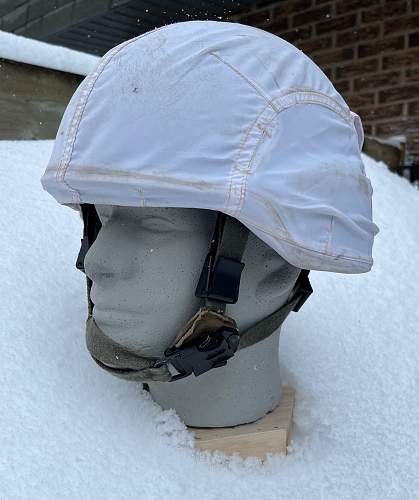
[41, 20, 379, 273]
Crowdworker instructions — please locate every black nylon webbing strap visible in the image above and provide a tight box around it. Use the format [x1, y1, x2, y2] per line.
[76, 204, 102, 316]
[238, 276, 307, 350]
[239, 269, 313, 349]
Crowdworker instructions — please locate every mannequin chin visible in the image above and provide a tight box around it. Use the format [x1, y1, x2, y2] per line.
[84, 205, 301, 427]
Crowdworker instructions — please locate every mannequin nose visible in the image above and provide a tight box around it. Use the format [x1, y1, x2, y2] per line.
[84, 238, 140, 284]
[85, 262, 116, 283]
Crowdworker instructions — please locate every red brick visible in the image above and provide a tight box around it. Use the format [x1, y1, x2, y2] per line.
[264, 17, 289, 34]
[409, 32, 419, 48]
[239, 9, 272, 27]
[274, 0, 312, 17]
[383, 48, 419, 69]
[353, 71, 402, 91]
[356, 103, 404, 120]
[407, 146, 419, 155]
[405, 135, 419, 158]
[345, 92, 376, 108]
[406, 152, 419, 162]
[276, 25, 313, 42]
[361, 1, 408, 24]
[316, 13, 357, 35]
[336, 0, 379, 15]
[323, 66, 334, 79]
[406, 134, 419, 145]
[408, 100, 419, 115]
[406, 131, 419, 140]
[406, 139, 419, 151]
[384, 13, 419, 35]
[358, 36, 405, 58]
[312, 47, 354, 65]
[336, 24, 380, 47]
[362, 123, 374, 135]
[336, 58, 379, 79]
[406, 67, 419, 81]
[292, 5, 331, 27]
[379, 84, 419, 103]
[297, 35, 333, 53]
[334, 79, 351, 93]
[376, 119, 418, 135]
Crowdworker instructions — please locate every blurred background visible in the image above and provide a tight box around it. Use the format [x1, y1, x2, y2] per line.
[1, 0, 418, 183]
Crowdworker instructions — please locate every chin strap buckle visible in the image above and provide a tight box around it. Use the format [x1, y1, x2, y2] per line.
[156, 327, 240, 381]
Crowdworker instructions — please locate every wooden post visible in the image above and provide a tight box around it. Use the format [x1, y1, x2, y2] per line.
[189, 385, 295, 460]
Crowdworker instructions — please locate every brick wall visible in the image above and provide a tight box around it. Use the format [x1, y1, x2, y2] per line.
[231, 0, 419, 164]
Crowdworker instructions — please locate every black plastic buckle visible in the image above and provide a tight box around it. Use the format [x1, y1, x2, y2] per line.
[76, 236, 89, 273]
[195, 255, 245, 304]
[292, 270, 313, 312]
[75, 204, 102, 274]
[160, 327, 240, 381]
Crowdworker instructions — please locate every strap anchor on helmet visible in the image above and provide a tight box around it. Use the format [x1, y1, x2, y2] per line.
[195, 212, 246, 305]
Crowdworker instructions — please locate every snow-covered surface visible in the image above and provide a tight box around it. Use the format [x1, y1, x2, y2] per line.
[0, 30, 99, 75]
[1, 140, 418, 498]
[371, 134, 407, 148]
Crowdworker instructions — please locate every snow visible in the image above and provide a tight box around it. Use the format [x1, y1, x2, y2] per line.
[0, 30, 99, 76]
[370, 134, 407, 149]
[1, 140, 418, 499]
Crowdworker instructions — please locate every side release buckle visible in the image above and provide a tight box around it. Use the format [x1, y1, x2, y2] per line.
[159, 327, 240, 381]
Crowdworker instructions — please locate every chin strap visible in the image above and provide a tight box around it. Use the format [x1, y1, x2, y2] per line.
[77, 204, 313, 383]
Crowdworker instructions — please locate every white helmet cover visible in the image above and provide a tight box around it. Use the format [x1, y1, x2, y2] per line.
[41, 20, 379, 273]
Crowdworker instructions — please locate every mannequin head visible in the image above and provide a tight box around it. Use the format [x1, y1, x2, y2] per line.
[84, 205, 301, 426]
[84, 205, 300, 356]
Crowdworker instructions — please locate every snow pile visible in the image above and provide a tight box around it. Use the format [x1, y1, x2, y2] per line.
[1, 141, 418, 499]
[0, 30, 99, 75]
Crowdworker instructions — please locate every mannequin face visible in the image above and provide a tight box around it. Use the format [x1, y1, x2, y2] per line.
[84, 206, 300, 357]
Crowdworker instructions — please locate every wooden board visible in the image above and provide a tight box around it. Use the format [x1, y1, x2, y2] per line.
[189, 386, 295, 460]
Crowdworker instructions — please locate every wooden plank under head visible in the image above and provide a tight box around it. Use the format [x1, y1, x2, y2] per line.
[190, 385, 295, 460]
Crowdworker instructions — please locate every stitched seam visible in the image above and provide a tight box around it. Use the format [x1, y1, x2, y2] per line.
[223, 102, 271, 213]
[234, 90, 364, 223]
[237, 110, 279, 217]
[326, 216, 334, 256]
[220, 77, 358, 219]
[67, 166, 221, 189]
[210, 51, 279, 111]
[239, 214, 372, 265]
[56, 26, 168, 198]
[275, 86, 351, 118]
[240, 91, 360, 209]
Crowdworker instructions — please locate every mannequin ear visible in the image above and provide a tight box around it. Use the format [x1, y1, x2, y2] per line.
[255, 261, 300, 303]
[94, 204, 113, 225]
